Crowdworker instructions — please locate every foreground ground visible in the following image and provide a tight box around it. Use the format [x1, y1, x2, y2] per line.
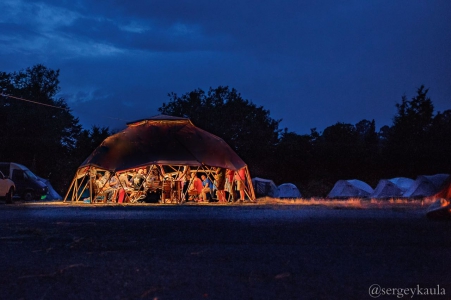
[0, 202, 450, 299]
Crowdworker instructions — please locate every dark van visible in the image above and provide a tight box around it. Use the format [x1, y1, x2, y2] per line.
[0, 162, 48, 200]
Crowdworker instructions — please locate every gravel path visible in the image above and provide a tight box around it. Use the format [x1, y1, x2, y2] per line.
[0, 204, 450, 299]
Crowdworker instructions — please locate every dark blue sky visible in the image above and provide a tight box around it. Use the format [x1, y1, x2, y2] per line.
[1, 0, 450, 134]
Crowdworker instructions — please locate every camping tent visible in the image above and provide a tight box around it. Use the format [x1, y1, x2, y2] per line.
[370, 177, 414, 199]
[65, 115, 255, 203]
[403, 174, 450, 198]
[327, 179, 373, 198]
[277, 183, 302, 198]
[38, 176, 62, 200]
[252, 177, 278, 198]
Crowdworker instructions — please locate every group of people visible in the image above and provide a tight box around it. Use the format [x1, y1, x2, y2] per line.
[89, 165, 247, 203]
[91, 166, 162, 203]
[185, 167, 246, 203]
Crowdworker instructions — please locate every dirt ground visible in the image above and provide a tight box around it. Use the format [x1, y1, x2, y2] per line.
[0, 202, 450, 300]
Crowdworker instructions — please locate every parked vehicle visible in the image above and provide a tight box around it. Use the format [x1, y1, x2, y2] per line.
[0, 170, 15, 203]
[0, 163, 48, 200]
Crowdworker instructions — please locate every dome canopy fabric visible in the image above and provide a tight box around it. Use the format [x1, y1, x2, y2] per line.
[80, 115, 247, 172]
[277, 183, 302, 198]
[327, 179, 373, 198]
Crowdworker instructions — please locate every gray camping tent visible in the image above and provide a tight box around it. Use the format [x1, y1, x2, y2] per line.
[403, 174, 450, 198]
[252, 177, 279, 198]
[277, 183, 302, 198]
[38, 176, 62, 200]
[327, 179, 373, 198]
[370, 177, 414, 199]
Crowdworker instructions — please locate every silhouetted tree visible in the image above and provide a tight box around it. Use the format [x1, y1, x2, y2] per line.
[384, 85, 435, 176]
[427, 109, 451, 174]
[354, 119, 380, 185]
[0, 65, 109, 193]
[273, 129, 313, 184]
[315, 122, 359, 181]
[159, 86, 282, 177]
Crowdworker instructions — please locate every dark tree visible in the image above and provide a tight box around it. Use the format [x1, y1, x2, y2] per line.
[73, 126, 111, 165]
[159, 86, 282, 176]
[273, 129, 313, 183]
[315, 122, 359, 181]
[384, 85, 435, 176]
[427, 109, 451, 174]
[0, 65, 102, 193]
[354, 119, 380, 185]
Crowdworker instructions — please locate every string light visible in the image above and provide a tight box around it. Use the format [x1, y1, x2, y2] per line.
[1, 92, 130, 124]
[0, 93, 69, 111]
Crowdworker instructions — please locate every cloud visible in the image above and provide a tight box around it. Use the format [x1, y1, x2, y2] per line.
[1, 0, 450, 134]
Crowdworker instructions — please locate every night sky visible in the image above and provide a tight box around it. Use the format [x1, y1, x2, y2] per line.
[1, 0, 450, 134]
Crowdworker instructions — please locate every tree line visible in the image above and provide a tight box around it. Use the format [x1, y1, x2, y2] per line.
[1, 65, 450, 197]
[0, 65, 110, 195]
[160, 87, 451, 197]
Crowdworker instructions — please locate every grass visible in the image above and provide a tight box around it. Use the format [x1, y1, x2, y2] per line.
[17, 196, 439, 210]
[255, 196, 436, 209]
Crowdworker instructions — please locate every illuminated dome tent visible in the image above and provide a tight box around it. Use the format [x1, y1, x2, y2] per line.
[64, 115, 255, 203]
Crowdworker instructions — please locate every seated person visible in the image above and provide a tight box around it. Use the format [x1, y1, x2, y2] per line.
[200, 174, 213, 201]
[95, 172, 108, 188]
[117, 171, 130, 188]
[129, 169, 146, 202]
[131, 169, 145, 191]
[146, 168, 161, 191]
[93, 172, 110, 202]
[187, 173, 203, 201]
[104, 173, 119, 202]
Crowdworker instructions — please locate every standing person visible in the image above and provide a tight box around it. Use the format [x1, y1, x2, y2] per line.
[235, 167, 246, 202]
[226, 169, 236, 202]
[215, 167, 226, 202]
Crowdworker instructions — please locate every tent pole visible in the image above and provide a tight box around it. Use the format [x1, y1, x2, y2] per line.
[74, 169, 91, 202]
[73, 177, 79, 201]
[244, 166, 256, 202]
[63, 176, 77, 202]
[89, 172, 93, 204]
[75, 176, 90, 202]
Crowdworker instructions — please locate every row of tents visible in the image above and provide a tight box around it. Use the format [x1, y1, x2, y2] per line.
[252, 174, 451, 200]
[252, 178, 302, 198]
[327, 174, 450, 199]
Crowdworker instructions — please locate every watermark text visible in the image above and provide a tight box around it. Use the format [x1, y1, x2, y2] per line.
[369, 284, 446, 298]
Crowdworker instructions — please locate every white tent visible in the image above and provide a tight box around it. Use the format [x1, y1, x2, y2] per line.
[252, 177, 279, 198]
[327, 179, 373, 198]
[370, 177, 414, 198]
[277, 183, 302, 198]
[403, 174, 450, 198]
